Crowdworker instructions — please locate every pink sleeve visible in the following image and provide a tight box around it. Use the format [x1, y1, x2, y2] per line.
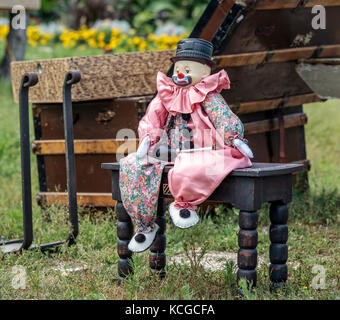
[138, 94, 168, 145]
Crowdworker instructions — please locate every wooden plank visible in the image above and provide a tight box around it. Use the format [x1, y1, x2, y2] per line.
[32, 139, 138, 155]
[220, 6, 340, 54]
[232, 93, 322, 114]
[240, 0, 340, 10]
[215, 44, 340, 68]
[200, 0, 234, 41]
[245, 113, 307, 135]
[223, 62, 312, 103]
[11, 44, 339, 104]
[11, 50, 174, 104]
[37, 192, 116, 207]
[35, 99, 140, 140]
[11, 58, 69, 104]
[33, 112, 307, 156]
[64, 92, 319, 116]
[0, 0, 40, 10]
[37, 158, 307, 207]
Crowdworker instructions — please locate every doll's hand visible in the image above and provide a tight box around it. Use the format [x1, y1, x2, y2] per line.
[233, 138, 254, 159]
[136, 136, 151, 159]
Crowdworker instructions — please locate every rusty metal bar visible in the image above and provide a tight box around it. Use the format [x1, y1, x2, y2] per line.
[19, 73, 39, 250]
[62, 71, 81, 245]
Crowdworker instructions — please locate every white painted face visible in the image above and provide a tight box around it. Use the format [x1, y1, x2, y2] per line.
[172, 60, 211, 88]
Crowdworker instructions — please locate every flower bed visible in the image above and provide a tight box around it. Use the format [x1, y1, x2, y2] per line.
[0, 24, 187, 53]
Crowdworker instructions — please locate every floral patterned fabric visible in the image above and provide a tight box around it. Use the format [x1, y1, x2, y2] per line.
[119, 90, 248, 234]
[201, 92, 245, 146]
[119, 154, 167, 233]
[119, 114, 189, 233]
[166, 113, 193, 150]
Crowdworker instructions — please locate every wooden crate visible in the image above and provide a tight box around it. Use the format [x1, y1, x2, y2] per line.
[10, 0, 340, 207]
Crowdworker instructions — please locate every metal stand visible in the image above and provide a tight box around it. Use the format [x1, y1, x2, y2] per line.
[0, 71, 81, 254]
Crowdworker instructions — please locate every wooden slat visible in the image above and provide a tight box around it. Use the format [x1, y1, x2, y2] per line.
[33, 113, 307, 155]
[37, 192, 116, 207]
[243, 0, 340, 10]
[87, 92, 321, 117]
[215, 44, 340, 68]
[232, 93, 322, 114]
[32, 139, 138, 155]
[0, 0, 40, 10]
[118, 92, 321, 115]
[245, 113, 307, 135]
[200, 0, 234, 41]
[37, 159, 311, 207]
[12, 44, 339, 104]
[11, 50, 174, 104]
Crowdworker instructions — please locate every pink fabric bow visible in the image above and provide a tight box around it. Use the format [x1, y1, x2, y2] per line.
[173, 201, 198, 211]
[157, 69, 230, 116]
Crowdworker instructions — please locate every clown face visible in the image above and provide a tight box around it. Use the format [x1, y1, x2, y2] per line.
[172, 60, 211, 88]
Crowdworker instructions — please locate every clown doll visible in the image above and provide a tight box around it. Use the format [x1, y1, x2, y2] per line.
[119, 38, 253, 253]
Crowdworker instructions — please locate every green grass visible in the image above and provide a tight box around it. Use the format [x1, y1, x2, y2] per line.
[0, 44, 339, 300]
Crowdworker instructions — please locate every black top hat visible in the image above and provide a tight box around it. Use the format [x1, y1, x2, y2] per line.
[171, 38, 216, 68]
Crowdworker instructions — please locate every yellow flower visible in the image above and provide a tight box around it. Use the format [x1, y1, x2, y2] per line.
[88, 38, 97, 48]
[0, 25, 9, 40]
[112, 28, 121, 37]
[138, 40, 147, 51]
[28, 38, 37, 47]
[98, 31, 106, 41]
[132, 37, 141, 46]
[0, 23, 189, 52]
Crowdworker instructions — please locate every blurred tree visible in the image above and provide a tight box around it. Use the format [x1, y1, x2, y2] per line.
[31, 0, 112, 27]
[127, 0, 209, 33]
[30, 0, 62, 23]
[66, 0, 111, 29]
[31, 0, 208, 33]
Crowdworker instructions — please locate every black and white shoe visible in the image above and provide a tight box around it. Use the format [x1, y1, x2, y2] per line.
[128, 223, 160, 253]
[169, 202, 199, 229]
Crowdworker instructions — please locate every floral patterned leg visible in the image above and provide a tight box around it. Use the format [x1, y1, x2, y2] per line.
[119, 153, 167, 234]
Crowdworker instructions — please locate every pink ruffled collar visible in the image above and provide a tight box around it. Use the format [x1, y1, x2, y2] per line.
[157, 69, 230, 115]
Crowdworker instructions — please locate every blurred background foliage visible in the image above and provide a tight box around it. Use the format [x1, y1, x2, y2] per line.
[0, 0, 209, 57]
[27, 0, 208, 33]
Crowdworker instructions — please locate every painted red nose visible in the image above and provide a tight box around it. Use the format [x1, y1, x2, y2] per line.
[177, 72, 185, 79]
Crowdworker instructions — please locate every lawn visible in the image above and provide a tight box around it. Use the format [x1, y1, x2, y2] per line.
[0, 44, 339, 300]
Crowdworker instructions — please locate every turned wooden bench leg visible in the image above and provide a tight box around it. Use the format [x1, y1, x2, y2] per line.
[116, 201, 134, 284]
[237, 210, 259, 290]
[149, 199, 166, 279]
[269, 200, 289, 289]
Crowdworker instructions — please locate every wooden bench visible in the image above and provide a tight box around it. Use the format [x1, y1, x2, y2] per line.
[102, 162, 303, 289]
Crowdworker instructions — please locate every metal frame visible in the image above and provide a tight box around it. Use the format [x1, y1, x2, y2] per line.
[0, 71, 81, 254]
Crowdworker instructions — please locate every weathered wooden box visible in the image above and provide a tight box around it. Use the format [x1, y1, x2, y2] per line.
[10, 0, 340, 207]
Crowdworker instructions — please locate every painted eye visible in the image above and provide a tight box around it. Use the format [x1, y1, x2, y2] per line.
[185, 69, 190, 74]
[176, 68, 179, 73]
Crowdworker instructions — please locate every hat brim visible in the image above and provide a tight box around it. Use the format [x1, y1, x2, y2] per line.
[171, 56, 216, 68]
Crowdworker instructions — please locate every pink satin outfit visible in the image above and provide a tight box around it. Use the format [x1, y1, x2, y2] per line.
[119, 69, 252, 233]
